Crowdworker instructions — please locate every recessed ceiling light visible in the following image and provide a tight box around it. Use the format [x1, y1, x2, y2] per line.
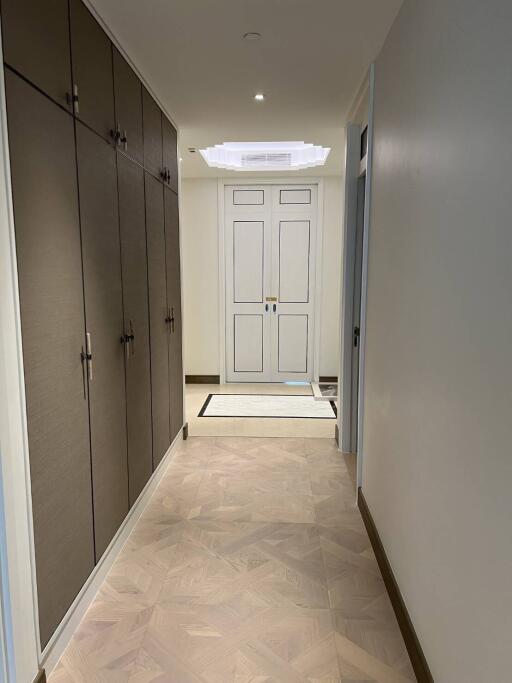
[243, 32, 262, 41]
[188, 147, 196, 153]
[199, 141, 331, 171]
[254, 93, 265, 101]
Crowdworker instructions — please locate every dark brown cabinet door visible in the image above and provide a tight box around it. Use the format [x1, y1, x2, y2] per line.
[162, 117, 178, 193]
[143, 88, 163, 180]
[117, 154, 153, 503]
[145, 173, 171, 467]
[76, 122, 129, 560]
[113, 48, 143, 164]
[69, 0, 115, 140]
[164, 187, 184, 441]
[1, 0, 72, 111]
[5, 71, 94, 648]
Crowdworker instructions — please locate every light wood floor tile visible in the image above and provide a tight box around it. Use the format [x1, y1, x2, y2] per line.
[48, 436, 415, 682]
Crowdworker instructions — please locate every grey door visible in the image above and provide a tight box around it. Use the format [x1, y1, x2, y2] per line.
[1, 0, 72, 111]
[164, 187, 184, 441]
[350, 174, 366, 453]
[162, 117, 178, 193]
[76, 122, 129, 560]
[143, 88, 164, 180]
[117, 154, 153, 503]
[5, 71, 94, 648]
[113, 48, 143, 165]
[69, 0, 115, 141]
[145, 173, 171, 467]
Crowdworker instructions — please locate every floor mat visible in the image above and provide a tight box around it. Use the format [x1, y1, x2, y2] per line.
[198, 393, 336, 419]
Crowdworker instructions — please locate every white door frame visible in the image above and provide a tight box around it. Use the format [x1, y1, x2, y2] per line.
[218, 177, 325, 384]
[337, 64, 376, 491]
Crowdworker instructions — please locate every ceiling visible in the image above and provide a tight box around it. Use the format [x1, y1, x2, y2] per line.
[88, 0, 402, 178]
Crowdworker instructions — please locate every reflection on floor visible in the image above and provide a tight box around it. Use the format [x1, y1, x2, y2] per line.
[187, 383, 336, 438]
[49, 436, 415, 682]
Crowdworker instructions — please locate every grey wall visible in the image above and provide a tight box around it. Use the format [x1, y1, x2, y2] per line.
[362, 1, 512, 681]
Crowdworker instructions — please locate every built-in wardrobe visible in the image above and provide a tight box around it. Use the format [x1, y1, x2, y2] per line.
[0, 0, 184, 649]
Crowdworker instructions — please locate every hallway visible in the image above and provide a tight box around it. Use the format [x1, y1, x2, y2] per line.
[49, 436, 414, 682]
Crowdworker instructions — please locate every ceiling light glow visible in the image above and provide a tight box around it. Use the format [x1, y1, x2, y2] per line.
[243, 32, 262, 41]
[254, 93, 265, 101]
[199, 141, 331, 172]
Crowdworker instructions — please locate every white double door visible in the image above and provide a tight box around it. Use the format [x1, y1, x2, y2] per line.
[225, 184, 317, 382]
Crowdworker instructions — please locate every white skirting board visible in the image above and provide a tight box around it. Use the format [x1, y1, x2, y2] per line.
[41, 431, 183, 676]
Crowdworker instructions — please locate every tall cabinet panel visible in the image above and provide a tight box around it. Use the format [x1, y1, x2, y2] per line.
[69, 0, 115, 140]
[5, 71, 94, 648]
[162, 117, 178, 192]
[76, 123, 129, 559]
[143, 88, 163, 180]
[113, 48, 143, 164]
[1, 0, 72, 111]
[117, 154, 153, 503]
[145, 173, 171, 467]
[164, 187, 184, 441]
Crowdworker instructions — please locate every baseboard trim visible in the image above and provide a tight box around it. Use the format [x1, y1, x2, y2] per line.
[41, 432, 183, 676]
[319, 375, 337, 383]
[33, 670, 46, 683]
[185, 374, 220, 384]
[358, 488, 434, 683]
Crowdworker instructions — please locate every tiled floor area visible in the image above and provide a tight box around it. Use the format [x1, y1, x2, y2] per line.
[187, 383, 336, 438]
[49, 435, 415, 682]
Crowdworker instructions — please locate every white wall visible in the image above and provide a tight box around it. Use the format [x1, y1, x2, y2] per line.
[319, 176, 343, 377]
[181, 176, 344, 378]
[362, 2, 512, 682]
[180, 178, 220, 375]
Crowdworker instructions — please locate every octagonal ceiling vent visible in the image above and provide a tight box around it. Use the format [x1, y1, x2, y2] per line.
[199, 142, 330, 171]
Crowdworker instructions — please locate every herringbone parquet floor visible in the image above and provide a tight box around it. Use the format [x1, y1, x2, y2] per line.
[49, 436, 416, 682]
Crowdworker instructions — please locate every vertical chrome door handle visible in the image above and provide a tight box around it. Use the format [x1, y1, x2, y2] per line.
[272, 303, 277, 313]
[73, 84, 79, 115]
[86, 332, 93, 381]
[353, 326, 360, 348]
[265, 303, 269, 312]
[80, 346, 87, 398]
[170, 307, 175, 333]
[110, 123, 121, 146]
[67, 85, 79, 115]
[129, 320, 135, 356]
